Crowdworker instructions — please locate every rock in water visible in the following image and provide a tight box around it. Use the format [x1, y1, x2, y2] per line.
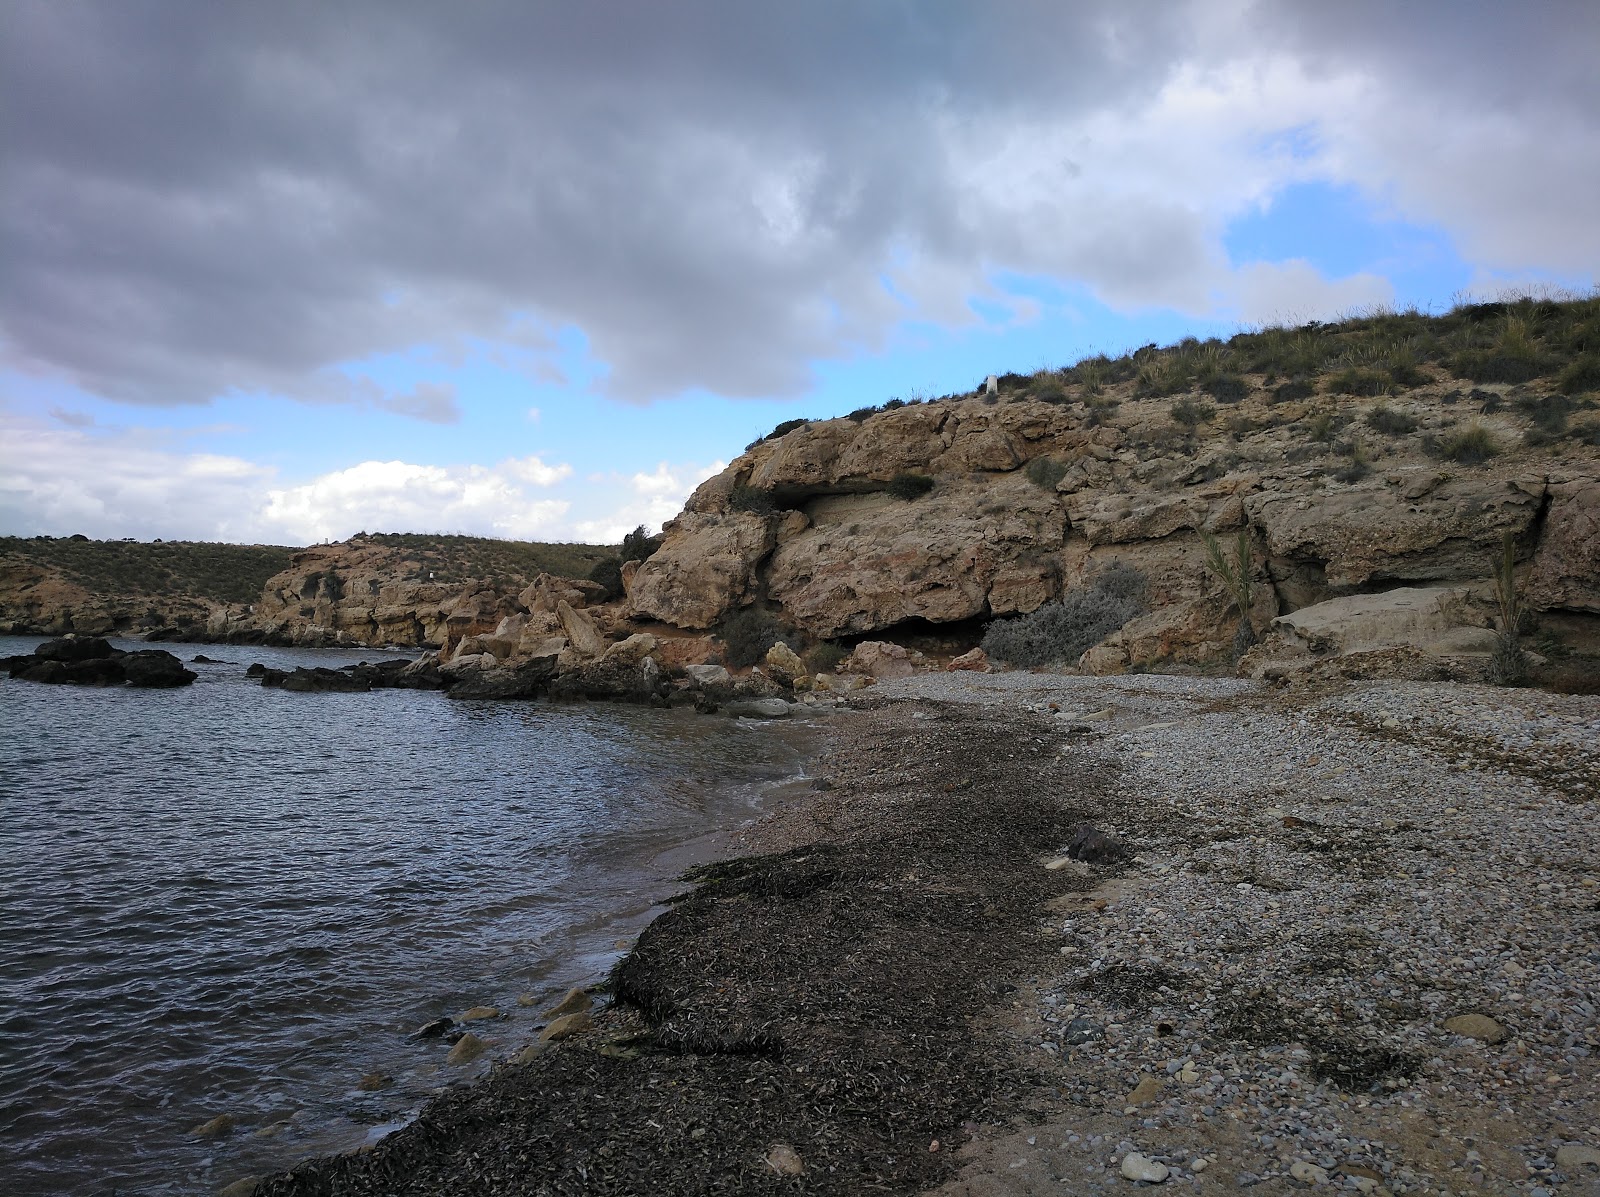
[446, 1033, 487, 1064]
[191, 1113, 236, 1139]
[542, 987, 591, 1019]
[457, 1006, 500, 1022]
[1119, 1152, 1169, 1182]
[724, 698, 792, 719]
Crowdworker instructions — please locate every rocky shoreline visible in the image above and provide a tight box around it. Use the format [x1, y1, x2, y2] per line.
[235, 669, 1597, 1197]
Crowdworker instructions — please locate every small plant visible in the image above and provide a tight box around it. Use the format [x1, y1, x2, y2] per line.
[1200, 527, 1257, 656]
[886, 473, 935, 501]
[805, 642, 848, 675]
[1203, 374, 1249, 403]
[728, 484, 778, 516]
[979, 565, 1146, 668]
[1332, 440, 1372, 484]
[718, 608, 786, 668]
[1025, 456, 1069, 490]
[1489, 532, 1527, 686]
[1305, 411, 1339, 442]
[1365, 405, 1419, 436]
[1271, 377, 1316, 404]
[756, 418, 809, 445]
[1083, 395, 1120, 427]
[1436, 422, 1499, 465]
[1328, 367, 1392, 397]
[1170, 399, 1215, 428]
[1557, 353, 1600, 395]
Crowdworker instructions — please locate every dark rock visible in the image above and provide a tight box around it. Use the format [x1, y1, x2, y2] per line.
[258, 668, 289, 687]
[1063, 1015, 1104, 1045]
[122, 650, 198, 688]
[34, 636, 115, 663]
[410, 1017, 456, 1041]
[191, 654, 232, 664]
[1065, 823, 1125, 863]
[350, 659, 445, 690]
[61, 657, 130, 686]
[245, 663, 267, 677]
[279, 667, 370, 693]
[446, 657, 558, 700]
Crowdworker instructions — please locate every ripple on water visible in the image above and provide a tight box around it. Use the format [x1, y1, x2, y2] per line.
[0, 635, 816, 1196]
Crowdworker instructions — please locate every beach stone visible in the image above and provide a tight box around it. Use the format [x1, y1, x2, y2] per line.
[540, 1012, 593, 1042]
[947, 647, 991, 672]
[542, 987, 591, 1019]
[765, 1143, 804, 1176]
[1044, 855, 1090, 875]
[1127, 1075, 1162, 1106]
[1443, 1013, 1506, 1043]
[1555, 1144, 1600, 1169]
[513, 1043, 547, 1066]
[1066, 823, 1124, 863]
[1119, 1152, 1169, 1182]
[457, 1005, 500, 1022]
[1064, 1016, 1103, 1045]
[356, 1073, 391, 1091]
[410, 1017, 454, 1040]
[446, 1033, 487, 1064]
[217, 1178, 260, 1197]
[724, 698, 791, 719]
[1290, 1159, 1329, 1184]
[191, 1113, 236, 1139]
[763, 641, 806, 686]
[684, 663, 731, 687]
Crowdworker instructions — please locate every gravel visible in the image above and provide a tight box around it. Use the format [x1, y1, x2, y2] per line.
[879, 670, 1600, 1196]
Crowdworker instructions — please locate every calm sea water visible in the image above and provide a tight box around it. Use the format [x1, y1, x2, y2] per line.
[0, 637, 818, 1197]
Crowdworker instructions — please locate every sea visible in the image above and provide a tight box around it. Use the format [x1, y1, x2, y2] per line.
[0, 636, 820, 1197]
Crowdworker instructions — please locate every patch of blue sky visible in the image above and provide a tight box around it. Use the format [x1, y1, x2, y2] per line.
[1223, 180, 1470, 311]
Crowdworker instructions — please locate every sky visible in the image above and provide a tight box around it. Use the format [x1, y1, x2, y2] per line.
[2, 1, 1596, 547]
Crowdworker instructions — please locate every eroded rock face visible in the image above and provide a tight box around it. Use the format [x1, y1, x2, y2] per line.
[627, 513, 775, 629]
[1527, 475, 1600, 613]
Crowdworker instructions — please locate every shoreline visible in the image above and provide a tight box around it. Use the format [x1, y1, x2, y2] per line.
[252, 671, 1598, 1196]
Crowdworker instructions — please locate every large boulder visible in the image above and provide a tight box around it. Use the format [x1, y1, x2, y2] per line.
[120, 650, 197, 688]
[627, 513, 776, 629]
[1272, 587, 1479, 655]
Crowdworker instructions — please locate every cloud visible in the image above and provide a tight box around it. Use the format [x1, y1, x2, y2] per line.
[572, 460, 727, 545]
[1216, 260, 1394, 326]
[0, 409, 577, 544]
[375, 381, 462, 424]
[1, 0, 1594, 415]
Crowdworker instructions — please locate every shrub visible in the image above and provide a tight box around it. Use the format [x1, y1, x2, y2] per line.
[1332, 441, 1372, 484]
[1305, 411, 1339, 442]
[587, 557, 623, 599]
[886, 472, 935, 501]
[619, 524, 664, 564]
[1328, 367, 1392, 397]
[1200, 527, 1258, 655]
[1170, 399, 1215, 428]
[759, 418, 809, 444]
[805, 642, 848, 675]
[1489, 533, 1527, 686]
[718, 608, 785, 668]
[1568, 418, 1600, 446]
[1436, 422, 1499, 465]
[1365, 405, 1419, 435]
[1025, 457, 1069, 490]
[728, 485, 777, 516]
[1083, 396, 1120, 426]
[979, 566, 1145, 668]
[846, 406, 878, 423]
[1271, 378, 1315, 404]
[1556, 353, 1600, 395]
[1203, 373, 1249, 403]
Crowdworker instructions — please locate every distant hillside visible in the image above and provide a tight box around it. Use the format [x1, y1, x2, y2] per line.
[349, 532, 614, 589]
[0, 537, 298, 605]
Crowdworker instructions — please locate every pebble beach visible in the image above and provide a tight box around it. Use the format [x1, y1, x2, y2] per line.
[868, 670, 1600, 1196]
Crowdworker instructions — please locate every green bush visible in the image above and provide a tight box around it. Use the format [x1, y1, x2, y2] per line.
[1365, 405, 1419, 435]
[718, 608, 785, 667]
[1025, 457, 1069, 490]
[587, 557, 623, 599]
[1203, 373, 1249, 403]
[728, 485, 777, 516]
[753, 418, 809, 447]
[1271, 378, 1316, 404]
[1327, 367, 1392, 397]
[1557, 353, 1600, 395]
[886, 473, 935, 501]
[805, 642, 848, 675]
[980, 565, 1146, 668]
[1170, 399, 1215, 428]
[620, 525, 664, 564]
[1436, 422, 1499, 465]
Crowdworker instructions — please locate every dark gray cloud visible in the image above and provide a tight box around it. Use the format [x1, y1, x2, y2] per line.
[2, 0, 1594, 412]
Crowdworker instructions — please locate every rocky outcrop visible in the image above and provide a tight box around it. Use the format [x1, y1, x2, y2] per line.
[2, 638, 196, 687]
[625, 381, 1599, 666]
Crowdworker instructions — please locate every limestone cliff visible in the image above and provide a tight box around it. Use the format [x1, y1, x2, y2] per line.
[629, 357, 1599, 668]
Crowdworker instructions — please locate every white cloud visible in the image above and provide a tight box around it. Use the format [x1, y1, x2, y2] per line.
[1215, 260, 1394, 327]
[572, 460, 727, 544]
[0, 410, 579, 545]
